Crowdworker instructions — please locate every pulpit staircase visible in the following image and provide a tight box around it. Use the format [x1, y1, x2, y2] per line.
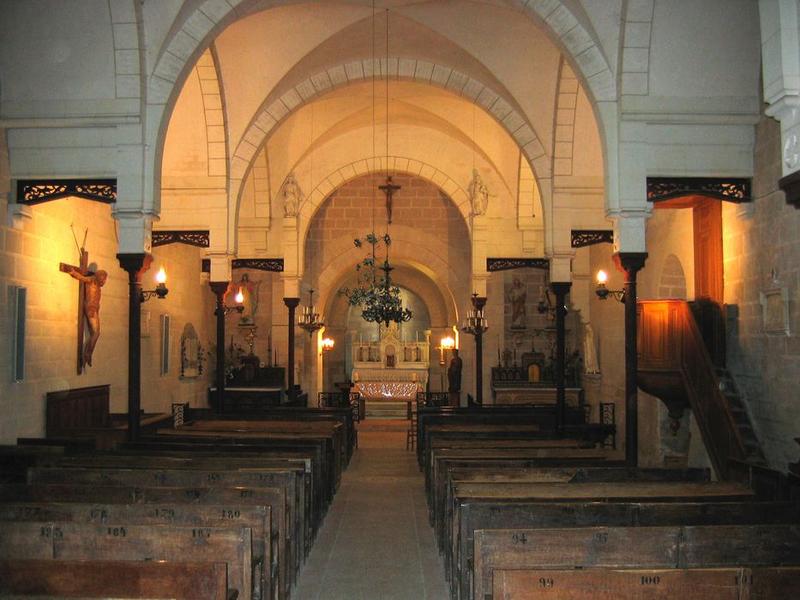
[637, 300, 767, 479]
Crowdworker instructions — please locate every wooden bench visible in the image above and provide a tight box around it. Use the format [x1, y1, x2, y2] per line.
[28, 465, 302, 571]
[0, 484, 289, 600]
[473, 524, 800, 600]
[491, 566, 800, 599]
[0, 502, 274, 600]
[0, 558, 230, 600]
[450, 500, 800, 600]
[0, 522, 254, 600]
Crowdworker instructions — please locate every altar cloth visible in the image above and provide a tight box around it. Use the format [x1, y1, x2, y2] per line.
[355, 381, 421, 401]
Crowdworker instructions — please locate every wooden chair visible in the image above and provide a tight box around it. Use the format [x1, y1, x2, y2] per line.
[406, 399, 419, 450]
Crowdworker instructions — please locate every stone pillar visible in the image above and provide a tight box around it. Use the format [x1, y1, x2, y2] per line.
[616, 252, 647, 467]
[284, 297, 300, 403]
[117, 253, 150, 441]
[551, 282, 571, 434]
[210, 281, 229, 413]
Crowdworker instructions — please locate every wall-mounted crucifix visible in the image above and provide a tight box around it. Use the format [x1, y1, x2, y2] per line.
[59, 228, 107, 374]
[378, 175, 401, 224]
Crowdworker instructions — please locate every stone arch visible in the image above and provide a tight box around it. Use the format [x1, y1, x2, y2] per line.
[294, 155, 471, 251]
[229, 57, 550, 191]
[195, 47, 228, 178]
[553, 57, 578, 177]
[658, 254, 688, 300]
[145, 0, 614, 221]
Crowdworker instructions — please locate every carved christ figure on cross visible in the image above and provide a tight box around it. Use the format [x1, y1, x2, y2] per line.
[379, 176, 401, 224]
[60, 248, 107, 372]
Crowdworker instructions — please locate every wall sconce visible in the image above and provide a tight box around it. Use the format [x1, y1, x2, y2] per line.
[438, 335, 456, 365]
[320, 337, 335, 352]
[215, 286, 245, 316]
[595, 269, 625, 302]
[140, 267, 169, 303]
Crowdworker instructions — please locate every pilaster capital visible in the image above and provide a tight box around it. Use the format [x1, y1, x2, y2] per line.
[112, 208, 157, 254]
[548, 254, 574, 283]
[207, 253, 234, 282]
[607, 210, 649, 254]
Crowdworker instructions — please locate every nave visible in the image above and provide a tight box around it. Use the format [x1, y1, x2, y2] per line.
[293, 427, 447, 600]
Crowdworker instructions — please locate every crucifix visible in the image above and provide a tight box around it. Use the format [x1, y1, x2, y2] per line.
[59, 227, 108, 374]
[379, 175, 401, 224]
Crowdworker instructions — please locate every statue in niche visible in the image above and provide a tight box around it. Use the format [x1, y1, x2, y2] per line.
[236, 272, 261, 326]
[282, 173, 303, 217]
[583, 322, 600, 374]
[508, 276, 527, 330]
[447, 348, 463, 406]
[468, 168, 489, 216]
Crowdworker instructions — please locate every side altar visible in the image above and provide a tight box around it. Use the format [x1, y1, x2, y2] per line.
[351, 323, 429, 401]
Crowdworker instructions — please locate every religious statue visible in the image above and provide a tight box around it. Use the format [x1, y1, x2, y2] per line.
[447, 348, 463, 407]
[468, 168, 489, 216]
[65, 265, 108, 367]
[508, 277, 527, 329]
[583, 322, 600, 374]
[282, 172, 303, 217]
[236, 272, 261, 326]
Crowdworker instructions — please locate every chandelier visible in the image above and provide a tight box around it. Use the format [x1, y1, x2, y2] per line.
[341, 9, 411, 327]
[298, 288, 324, 335]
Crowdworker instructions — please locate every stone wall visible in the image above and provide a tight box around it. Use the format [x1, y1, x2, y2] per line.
[0, 193, 214, 443]
[723, 116, 800, 471]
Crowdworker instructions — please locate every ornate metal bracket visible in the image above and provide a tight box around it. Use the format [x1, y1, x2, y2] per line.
[647, 177, 751, 203]
[487, 258, 549, 272]
[17, 179, 117, 205]
[152, 230, 210, 248]
[571, 230, 613, 248]
[201, 258, 285, 273]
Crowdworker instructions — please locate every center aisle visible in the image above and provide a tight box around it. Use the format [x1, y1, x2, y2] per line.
[293, 426, 448, 600]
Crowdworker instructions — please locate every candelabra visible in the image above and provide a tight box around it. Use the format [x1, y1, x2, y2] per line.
[461, 293, 488, 336]
[298, 289, 324, 335]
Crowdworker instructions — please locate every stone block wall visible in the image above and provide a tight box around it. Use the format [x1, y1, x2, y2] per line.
[723, 116, 800, 471]
[0, 193, 214, 443]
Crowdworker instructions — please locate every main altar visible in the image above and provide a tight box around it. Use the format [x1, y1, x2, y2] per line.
[351, 323, 430, 401]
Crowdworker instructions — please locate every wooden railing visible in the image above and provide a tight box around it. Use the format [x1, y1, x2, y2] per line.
[637, 300, 746, 479]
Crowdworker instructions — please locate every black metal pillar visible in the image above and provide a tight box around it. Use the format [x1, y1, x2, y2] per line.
[117, 253, 149, 441]
[616, 252, 647, 467]
[210, 281, 229, 413]
[472, 295, 487, 406]
[284, 297, 300, 403]
[551, 282, 571, 435]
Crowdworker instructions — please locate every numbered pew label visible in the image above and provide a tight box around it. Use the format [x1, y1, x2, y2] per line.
[106, 527, 127, 538]
[221, 509, 241, 520]
[184, 489, 202, 500]
[593, 532, 609, 544]
[539, 577, 555, 589]
[192, 528, 212, 539]
[207, 473, 221, 483]
[240, 489, 254, 498]
[511, 532, 528, 545]
[640, 575, 661, 586]
[89, 508, 108, 521]
[153, 507, 175, 519]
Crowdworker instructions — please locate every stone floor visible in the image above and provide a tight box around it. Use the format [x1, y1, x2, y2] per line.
[292, 429, 449, 600]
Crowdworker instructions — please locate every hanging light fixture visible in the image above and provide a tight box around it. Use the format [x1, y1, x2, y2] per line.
[298, 288, 324, 335]
[341, 7, 412, 327]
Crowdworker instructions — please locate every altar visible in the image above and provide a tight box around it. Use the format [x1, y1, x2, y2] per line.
[351, 323, 429, 401]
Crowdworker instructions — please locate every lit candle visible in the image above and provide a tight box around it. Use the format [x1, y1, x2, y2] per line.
[596, 269, 608, 285]
[235, 287, 244, 304]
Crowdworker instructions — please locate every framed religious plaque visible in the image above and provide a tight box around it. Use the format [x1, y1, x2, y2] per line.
[760, 287, 790, 335]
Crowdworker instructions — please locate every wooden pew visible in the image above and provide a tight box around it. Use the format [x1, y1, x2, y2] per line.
[491, 566, 800, 599]
[188, 406, 357, 464]
[0, 502, 273, 600]
[437, 467, 709, 547]
[450, 500, 800, 600]
[0, 484, 289, 600]
[125, 438, 332, 517]
[0, 559, 230, 600]
[0, 522, 254, 600]
[446, 480, 753, 574]
[28, 465, 302, 572]
[35, 454, 313, 551]
[472, 524, 800, 600]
